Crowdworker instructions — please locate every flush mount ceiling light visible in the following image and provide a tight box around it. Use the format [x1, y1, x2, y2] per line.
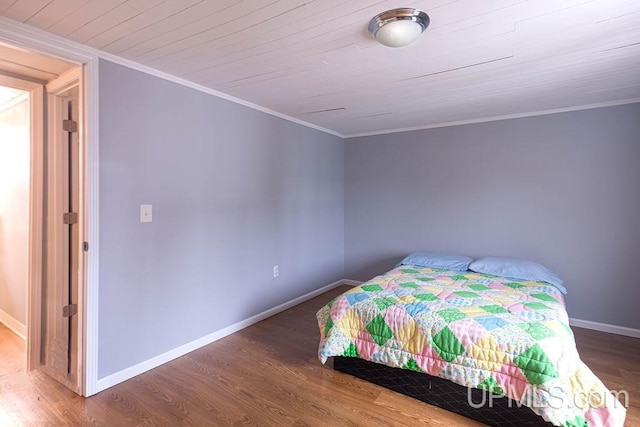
[368, 8, 430, 48]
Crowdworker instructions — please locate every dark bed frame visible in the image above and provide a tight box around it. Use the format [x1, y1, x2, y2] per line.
[333, 357, 551, 426]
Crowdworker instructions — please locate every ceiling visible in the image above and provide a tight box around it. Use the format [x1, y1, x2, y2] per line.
[1, 0, 639, 136]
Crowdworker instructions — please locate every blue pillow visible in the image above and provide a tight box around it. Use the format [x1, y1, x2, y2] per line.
[398, 252, 473, 272]
[468, 257, 566, 294]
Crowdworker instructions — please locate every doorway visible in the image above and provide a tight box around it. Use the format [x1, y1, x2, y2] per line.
[0, 46, 85, 394]
[0, 85, 30, 376]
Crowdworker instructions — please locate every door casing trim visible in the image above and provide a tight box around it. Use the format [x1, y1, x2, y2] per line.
[0, 17, 100, 397]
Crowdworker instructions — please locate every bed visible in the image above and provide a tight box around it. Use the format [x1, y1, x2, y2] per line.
[317, 257, 626, 426]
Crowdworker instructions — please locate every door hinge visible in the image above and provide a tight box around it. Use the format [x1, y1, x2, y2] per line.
[63, 119, 78, 133]
[83, 241, 89, 251]
[63, 212, 78, 224]
[62, 304, 78, 317]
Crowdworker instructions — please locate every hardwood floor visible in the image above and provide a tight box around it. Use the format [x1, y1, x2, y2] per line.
[0, 285, 638, 426]
[0, 323, 25, 377]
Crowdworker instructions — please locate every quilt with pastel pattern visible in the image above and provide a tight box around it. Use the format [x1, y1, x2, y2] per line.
[317, 267, 626, 427]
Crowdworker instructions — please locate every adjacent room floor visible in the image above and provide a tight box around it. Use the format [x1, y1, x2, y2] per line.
[0, 323, 24, 378]
[0, 286, 638, 425]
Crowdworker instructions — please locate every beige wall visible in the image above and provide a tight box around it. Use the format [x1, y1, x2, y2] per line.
[0, 94, 30, 327]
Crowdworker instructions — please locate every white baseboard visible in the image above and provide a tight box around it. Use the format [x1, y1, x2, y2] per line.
[94, 278, 348, 394]
[569, 318, 640, 339]
[93, 278, 640, 395]
[0, 308, 26, 339]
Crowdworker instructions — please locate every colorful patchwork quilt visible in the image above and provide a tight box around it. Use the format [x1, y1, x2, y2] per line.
[317, 267, 626, 427]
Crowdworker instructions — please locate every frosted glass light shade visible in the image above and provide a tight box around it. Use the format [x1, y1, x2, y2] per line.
[368, 8, 430, 48]
[374, 20, 424, 47]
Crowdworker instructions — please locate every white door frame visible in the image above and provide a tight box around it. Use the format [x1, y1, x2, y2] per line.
[0, 74, 44, 372]
[0, 17, 100, 396]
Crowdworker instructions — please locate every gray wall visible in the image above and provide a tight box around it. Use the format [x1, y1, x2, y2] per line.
[345, 104, 640, 329]
[97, 58, 638, 379]
[98, 60, 344, 378]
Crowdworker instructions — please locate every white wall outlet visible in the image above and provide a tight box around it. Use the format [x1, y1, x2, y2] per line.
[140, 204, 153, 223]
[273, 265, 279, 278]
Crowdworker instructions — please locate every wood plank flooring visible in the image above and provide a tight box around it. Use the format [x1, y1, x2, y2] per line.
[0, 323, 25, 377]
[0, 285, 638, 426]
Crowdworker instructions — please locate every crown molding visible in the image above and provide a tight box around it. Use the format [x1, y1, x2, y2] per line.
[2, 17, 639, 143]
[345, 98, 640, 138]
[0, 16, 344, 138]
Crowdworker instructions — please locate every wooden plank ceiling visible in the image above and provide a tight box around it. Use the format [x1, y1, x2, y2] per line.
[2, 0, 639, 136]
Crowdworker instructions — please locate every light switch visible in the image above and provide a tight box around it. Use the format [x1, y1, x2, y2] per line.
[140, 204, 152, 223]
